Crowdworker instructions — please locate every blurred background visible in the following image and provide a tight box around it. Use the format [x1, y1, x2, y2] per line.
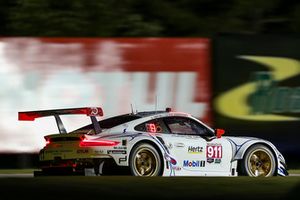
[0, 0, 299, 168]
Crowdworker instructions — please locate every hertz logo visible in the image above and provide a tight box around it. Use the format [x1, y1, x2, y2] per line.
[215, 56, 300, 121]
[188, 146, 203, 153]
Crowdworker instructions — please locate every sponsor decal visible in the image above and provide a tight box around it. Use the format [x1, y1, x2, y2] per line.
[90, 107, 100, 116]
[166, 143, 173, 150]
[77, 149, 89, 153]
[174, 143, 185, 148]
[206, 144, 222, 159]
[119, 156, 127, 163]
[215, 55, 300, 121]
[46, 149, 72, 153]
[114, 146, 127, 150]
[165, 154, 177, 165]
[94, 150, 104, 154]
[107, 150, 127, 154]
[183, 160, 205, 168]
[188, 146, 203, 154]
[215, 158, 221, 164]
[171, 166, 182, 171]
[207, 158, 214, 163]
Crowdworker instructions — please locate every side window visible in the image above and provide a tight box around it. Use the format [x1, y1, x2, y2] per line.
[164, 117, 212, 136]
[134, 119, 168, 133]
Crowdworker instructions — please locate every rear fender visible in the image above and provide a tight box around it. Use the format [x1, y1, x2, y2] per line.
[109, 133, 166, 167]
[127, 135, 166, 164]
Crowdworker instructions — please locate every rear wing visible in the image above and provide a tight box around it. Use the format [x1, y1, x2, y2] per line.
[18, 107, 103, 134]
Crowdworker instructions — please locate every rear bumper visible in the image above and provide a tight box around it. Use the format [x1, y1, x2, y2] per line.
[40, 158, 95, 171]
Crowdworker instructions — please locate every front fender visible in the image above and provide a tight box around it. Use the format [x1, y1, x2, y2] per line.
[226, 137, 275, 160]
[225, 136, 288, 176]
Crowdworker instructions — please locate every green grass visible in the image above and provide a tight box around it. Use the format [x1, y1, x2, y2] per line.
[0, 168, 299, 200]
[0, 176, 299, 200]
[0, 169, 37, 174]
[288, 169, 300, 174]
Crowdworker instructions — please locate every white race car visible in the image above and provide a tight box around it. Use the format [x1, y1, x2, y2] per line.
[18, 107, 288, 177]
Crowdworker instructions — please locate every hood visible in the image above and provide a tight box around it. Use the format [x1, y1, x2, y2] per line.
[223, 136, 265, 146]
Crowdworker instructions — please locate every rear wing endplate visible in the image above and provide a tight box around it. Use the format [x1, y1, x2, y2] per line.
[18, 107, 103, 134]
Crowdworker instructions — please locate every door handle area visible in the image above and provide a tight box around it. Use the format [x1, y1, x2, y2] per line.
[174, 143, 185, 148]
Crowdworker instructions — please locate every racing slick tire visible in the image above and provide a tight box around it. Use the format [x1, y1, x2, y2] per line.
[129, 143, 162, 176]
[241, 144, 276, 177]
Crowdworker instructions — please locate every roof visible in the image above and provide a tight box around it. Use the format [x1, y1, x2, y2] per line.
[135, 110, 168, 117]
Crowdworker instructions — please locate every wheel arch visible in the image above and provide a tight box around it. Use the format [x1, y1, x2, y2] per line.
[236, 142, 278, 175]
[234, 140, 278, 161]
[128, 139, 165, 176]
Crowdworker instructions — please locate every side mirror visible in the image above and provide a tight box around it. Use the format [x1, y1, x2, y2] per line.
[215, 128, 225, 138]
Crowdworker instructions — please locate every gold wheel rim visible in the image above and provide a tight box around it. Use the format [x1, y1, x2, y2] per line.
[248, 149, 273, 177]
[134, 148, 157, 176]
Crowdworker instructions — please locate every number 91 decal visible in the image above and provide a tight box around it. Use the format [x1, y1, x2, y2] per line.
[206, 145, 222, 158]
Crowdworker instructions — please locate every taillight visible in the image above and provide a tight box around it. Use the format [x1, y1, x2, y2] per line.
[79, 138, 120, 147]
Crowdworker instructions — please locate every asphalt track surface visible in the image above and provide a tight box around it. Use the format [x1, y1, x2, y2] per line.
[0, 174, 299, 200]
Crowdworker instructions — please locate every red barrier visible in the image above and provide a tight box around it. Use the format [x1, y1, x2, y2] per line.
[0, 38, 211, 152]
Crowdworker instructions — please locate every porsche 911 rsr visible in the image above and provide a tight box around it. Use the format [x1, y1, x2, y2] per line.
[18, 107, 288, 177]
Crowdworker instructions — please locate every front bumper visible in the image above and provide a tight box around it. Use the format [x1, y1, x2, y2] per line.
[277, 153, 289, 176]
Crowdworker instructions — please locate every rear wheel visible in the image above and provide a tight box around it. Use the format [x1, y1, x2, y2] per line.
[241, 144, 276, 177]
[100, 159, 130, 175]
[129, 143, 162, 176]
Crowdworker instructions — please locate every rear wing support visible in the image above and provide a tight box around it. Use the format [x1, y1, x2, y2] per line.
[18, 107, 103, 134]
[54, 115, 67, 134]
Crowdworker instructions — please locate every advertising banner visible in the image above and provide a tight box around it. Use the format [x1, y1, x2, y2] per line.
[213, 34, 300, 162]
[0, 38, 211, 152]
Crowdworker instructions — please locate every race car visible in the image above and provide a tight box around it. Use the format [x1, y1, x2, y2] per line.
[18, 107, 288, 177]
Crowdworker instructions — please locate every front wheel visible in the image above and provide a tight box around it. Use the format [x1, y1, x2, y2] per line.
[241, 144, 276, 177]
[129, 143, 162, 176]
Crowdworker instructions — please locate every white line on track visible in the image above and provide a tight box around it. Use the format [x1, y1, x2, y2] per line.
[289, 174, 300, 177]
[0, 174, 33, 178]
